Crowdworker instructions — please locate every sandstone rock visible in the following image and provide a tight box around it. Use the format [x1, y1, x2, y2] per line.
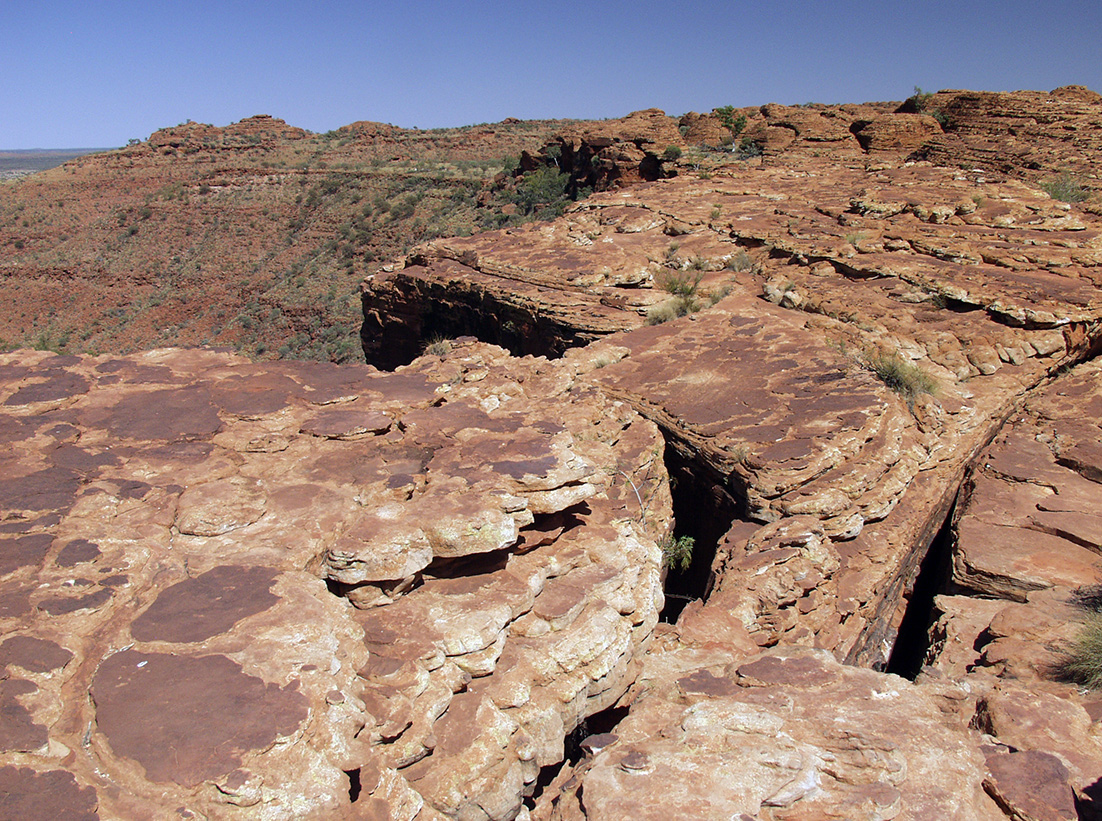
[538, 647, 1004, 820]
[677, 111, 730, 146]
[982, 748, 1078, 821]
[974, 685, 1102, 797]
[8, 88, 1102, 820]
[0, 345, 671, 819]
[916, 88, 1102, 197]
[854, 113, 945, 153]
[361, 150, 1102, 673]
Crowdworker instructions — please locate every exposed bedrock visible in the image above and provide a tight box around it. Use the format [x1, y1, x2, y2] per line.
[915, 358, 1102, 813]
[912, 86, 1102, 196]
[356, 146, 1102, 818]
[533, 646, 1012, 821]
[7, 89, 1102, 819]
[362, 155, 1102, 668]
[0, 344, 671, 819]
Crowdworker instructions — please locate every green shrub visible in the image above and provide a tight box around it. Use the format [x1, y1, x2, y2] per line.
[908, 86, 934, 112]
[389, 193, 418, 220]
[1060, 613, 1102, 689]
[659, 534, 695, 571]
[735, 137, 762, 160]
[864, 351, 937, 401]
[662, 145, 683, 162]
[905, 87, 950, 126]
[1040, 173, 1091, 203]
[30, 325, 70, 354]
[658, 268, 704, 298]
[513, 166, 570, 217]
[713, 106, 746, 138]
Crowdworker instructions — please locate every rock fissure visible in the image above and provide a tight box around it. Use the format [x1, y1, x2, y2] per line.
[658, 435, 745, 622]
[884, 492, 959, 678]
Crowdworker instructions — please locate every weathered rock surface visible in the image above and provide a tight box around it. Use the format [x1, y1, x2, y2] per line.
[912, 358, 1102, 808]
[535, 646, 1005, 820]
[0, 343, 670, 819]
[356, 94, 1102, 819]
[365, 153, 1102, 669]
[6, 88, 1102, 820]
[915, 87, 1102, 198]
[529, 108, 687, 190]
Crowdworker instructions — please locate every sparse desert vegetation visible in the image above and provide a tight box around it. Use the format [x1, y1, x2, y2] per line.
[1041, 172, 1091, 203]
[863, 350, 938, 401]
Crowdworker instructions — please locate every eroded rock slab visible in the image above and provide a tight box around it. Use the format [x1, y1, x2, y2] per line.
[535, 647, 1004, 820]
[0, 344, 671, 819]
[363, 151, 1102, 668]
[915, 358, 1102, 806]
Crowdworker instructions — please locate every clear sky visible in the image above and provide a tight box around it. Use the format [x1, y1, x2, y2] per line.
[4, 0, 1100, 149]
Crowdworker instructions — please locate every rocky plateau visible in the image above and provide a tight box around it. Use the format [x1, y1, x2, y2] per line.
[2, 86, 1102, 819]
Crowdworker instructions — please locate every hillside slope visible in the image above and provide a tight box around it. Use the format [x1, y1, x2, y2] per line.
[0, 115, 591, 360]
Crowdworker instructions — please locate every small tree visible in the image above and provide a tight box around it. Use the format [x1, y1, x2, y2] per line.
[513, 166, 570, 218]
[659, 534, 695, 571]
[714, 106, 747, 139]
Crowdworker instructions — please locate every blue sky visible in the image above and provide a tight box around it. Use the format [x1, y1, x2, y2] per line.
[5, 0, 1100, 148]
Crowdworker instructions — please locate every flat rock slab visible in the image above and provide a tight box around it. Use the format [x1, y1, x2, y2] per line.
[537, 647, 1004, 820]
[0, 344, 671, 819]
[952, 359, 1102, 605]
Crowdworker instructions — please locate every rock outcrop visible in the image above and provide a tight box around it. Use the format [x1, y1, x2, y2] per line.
[534, 647, 1009, 820]
[0, 114, 600, 361]
[5, 86, 1102, 819]
[355, 89, 1102, 818]
[0, 343, 670, 819]
[363, 152, 1102, 666]
[526, 109, 687, 191]
[915, 87, 1102, 197]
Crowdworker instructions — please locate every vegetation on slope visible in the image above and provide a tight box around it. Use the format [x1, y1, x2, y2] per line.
[0, 118, 583, 362]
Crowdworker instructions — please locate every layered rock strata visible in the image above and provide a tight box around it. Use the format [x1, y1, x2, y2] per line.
[914, 86, 1102, 197]
[364, 155, 1102, 667]
[533, 646, 1010, 820]
[5, 87, 1102, 819]
[0, 343, 670, 819]
[359, 126, 1102, 818]
[916, 358, 1102, 812]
